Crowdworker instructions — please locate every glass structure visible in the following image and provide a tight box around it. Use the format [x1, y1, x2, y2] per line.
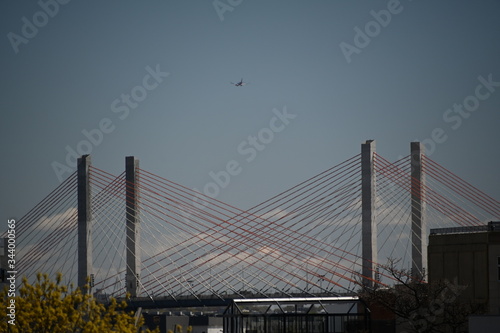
[223, 297, 370, 333]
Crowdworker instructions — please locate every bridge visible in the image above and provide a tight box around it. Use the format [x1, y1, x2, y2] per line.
[3, 140, 499, 310]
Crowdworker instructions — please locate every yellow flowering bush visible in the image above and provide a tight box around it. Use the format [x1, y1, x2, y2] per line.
[1, 273, 158, 333]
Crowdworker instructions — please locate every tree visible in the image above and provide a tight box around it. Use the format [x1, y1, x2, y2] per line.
[1, 273, 159, 333]
[359, 259, 485, 333]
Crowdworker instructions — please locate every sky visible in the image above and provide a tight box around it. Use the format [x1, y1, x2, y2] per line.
[1, 0, 500, 232]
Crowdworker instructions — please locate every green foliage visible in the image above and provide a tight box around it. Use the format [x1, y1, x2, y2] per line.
[0, 273, 159, 333]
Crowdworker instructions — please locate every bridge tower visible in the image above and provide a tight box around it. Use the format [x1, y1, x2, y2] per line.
[125, 156, 141, 297]
[410, 142, 427, 279]
[361, 140, 377, 287]
[78, 155, 92, 291]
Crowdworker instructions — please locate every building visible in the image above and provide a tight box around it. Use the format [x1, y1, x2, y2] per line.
[223, 297, 370, 333]
[428, 221, 500, 314]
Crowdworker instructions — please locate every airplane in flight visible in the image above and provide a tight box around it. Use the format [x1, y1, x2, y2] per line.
[230, 78, 248, 87]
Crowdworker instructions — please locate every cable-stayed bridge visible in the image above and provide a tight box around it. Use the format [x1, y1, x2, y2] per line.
[4, 141, 499, 309]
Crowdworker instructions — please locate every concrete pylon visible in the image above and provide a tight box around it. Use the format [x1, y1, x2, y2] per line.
[78, 155, 92, 291]
[361, 140, 377, 287]
[411, 142, 427, 279]
[125, 156, 141, 297]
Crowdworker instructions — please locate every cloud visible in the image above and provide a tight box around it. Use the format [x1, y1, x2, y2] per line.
[34, 207, 78, 233]
[260, 208, 289, 221]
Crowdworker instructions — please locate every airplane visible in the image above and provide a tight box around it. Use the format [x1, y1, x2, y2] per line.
[230, 78, 248, 87]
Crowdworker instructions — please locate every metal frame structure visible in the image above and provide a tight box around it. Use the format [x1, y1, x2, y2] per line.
[223, 297, 370, 333]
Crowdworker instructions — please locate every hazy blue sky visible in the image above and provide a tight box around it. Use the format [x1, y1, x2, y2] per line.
[1, 0, 499, 230]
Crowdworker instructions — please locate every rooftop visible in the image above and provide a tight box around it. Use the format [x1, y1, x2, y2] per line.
[430, 221, 500, 235]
